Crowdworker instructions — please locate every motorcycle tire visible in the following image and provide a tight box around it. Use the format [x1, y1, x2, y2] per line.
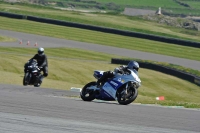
[34, 83, 41, 87]
[34, 77, 42, 87]
[23, 73, 30, 86]
[80, 81, 96, 101]
[117, 86, 138, 105]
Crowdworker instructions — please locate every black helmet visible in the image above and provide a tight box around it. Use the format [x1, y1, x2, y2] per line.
[127, 61, 139, 71]
[38, 47, 44, 56]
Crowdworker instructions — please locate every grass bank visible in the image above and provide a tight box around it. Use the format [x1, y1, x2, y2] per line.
[0, 16, 200, 62]
[1, 2, 200, 42]
[0, 35, 16, 42]
[1, 16, 200, 76]
[0, 47, 199, 108]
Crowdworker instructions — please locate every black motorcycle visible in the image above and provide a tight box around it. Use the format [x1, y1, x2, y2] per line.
[23, 59, 42, 87]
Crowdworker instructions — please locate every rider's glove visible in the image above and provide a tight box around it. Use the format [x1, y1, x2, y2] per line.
[114, 68, 120, 73]
[114, 68, 124, 75]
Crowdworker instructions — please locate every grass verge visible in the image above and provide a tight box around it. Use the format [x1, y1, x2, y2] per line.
[0, 47, 199, 108]
[0, 35, 16, 42]
[0, 2, 200, 42]
[0, 16, 200, 62]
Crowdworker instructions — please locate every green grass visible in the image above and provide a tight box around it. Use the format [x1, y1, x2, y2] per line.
[0, 3, 200, 108]
[0, 16, 200, 62]
[1, 2, 200, 42]
[0, 35, 16, 42]
[51, 0, 189, 14]
[95, 0, 183, 8]
[45, 0, 200, 16]
[0, 17, 200, 76]
[0, 47, 120, 61]
[0, 47, 199, 108]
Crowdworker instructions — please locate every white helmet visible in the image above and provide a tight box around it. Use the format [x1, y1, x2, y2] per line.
[38, 47, 44, 56]
[127, 61, 139, 71]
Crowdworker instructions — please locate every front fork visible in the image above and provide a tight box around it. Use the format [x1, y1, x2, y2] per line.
[34, 74, 42, 85]
[121, 82, 135, 98]
[24, 72, 31, 85]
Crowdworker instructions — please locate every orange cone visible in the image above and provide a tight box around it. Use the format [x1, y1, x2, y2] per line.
[27, 41, 30, 46]
[34, 42, 38, 46]
[19, 40, 22, 44]
[156, 96, 165, 101]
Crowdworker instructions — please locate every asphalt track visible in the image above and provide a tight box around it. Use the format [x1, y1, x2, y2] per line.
[0, 84, 200, 133]
[0, 29, 200, 133]
[0, 29, 200, 71]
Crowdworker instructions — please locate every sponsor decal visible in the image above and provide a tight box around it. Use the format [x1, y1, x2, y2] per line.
[110, 81, 118, 87]
[118, 78, 124, 83]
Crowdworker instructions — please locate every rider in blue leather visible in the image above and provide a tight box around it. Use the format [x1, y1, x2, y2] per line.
[96, 61, 139, 88]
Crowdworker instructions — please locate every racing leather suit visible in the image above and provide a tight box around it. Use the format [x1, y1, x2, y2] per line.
[31, 54, 48, 77]
[97, 65, 127, 87]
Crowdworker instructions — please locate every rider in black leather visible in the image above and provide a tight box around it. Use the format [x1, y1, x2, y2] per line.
[30, 47, 48, 84]
[96, 61, 139, 88]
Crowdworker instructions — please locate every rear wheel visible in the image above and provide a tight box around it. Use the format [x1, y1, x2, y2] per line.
[80, 82, 96, 101]
[116, 84, 138, 105]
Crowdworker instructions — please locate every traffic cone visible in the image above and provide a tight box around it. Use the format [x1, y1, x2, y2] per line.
[34, 42, 38, 46]
[27, 41, 30, 46]
[156, 96, 165, 101]
[19, 40, 22, 44]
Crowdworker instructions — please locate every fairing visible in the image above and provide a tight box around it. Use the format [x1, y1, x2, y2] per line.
[94, 69, 141, 100]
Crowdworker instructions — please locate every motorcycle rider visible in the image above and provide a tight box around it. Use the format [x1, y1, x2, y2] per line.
[96, 61, 139, 88]
[28, 47, 48, 85]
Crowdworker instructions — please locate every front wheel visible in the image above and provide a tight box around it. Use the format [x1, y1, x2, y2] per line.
[23, 72, 30, 86]
[80, 81, 96, 101]
[34, 76, 42, 87]
[117, 85, 138, 105]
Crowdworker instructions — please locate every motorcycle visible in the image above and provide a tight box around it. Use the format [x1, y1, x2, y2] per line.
[80, 69, 141, 105]
[23, 59, 42, 87]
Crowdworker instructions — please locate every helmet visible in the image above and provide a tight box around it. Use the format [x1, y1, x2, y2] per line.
[38, 47, 44, 56]
[127, 61, 139, 71]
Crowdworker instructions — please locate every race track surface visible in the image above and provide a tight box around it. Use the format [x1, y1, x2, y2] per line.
[0, 85, 200, 133]
[0, 29, 200, 133]
[0, 29, 200, 71]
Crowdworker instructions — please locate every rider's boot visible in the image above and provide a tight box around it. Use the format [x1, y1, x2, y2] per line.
[96, 71, 110, 88]
[40, 75, 44, 84]
[96, 80, 101, 88]
[37, 75, 44, 86]
[96, 81, 105, 93]
[96, 75, 105, 88]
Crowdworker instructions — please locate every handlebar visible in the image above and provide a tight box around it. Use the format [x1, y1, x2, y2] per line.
[36, 66, 43, 70]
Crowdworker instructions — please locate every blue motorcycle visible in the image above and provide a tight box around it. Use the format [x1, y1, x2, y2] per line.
[80, 69, 141, 105]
